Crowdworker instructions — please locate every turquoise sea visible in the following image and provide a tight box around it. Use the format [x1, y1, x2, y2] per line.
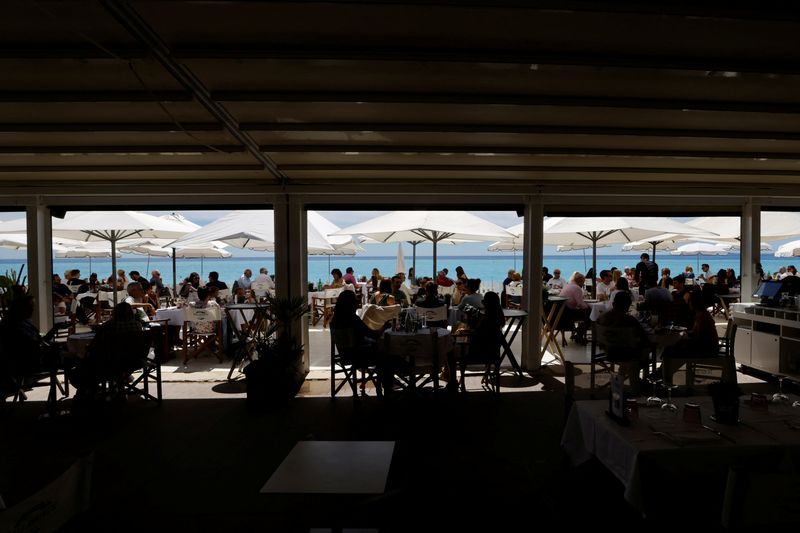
[1, 253, 790, 293]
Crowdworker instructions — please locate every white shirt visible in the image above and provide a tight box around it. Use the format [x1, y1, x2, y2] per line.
[596, 281, 612, 301]
[547, 277, 567, 290]
[238, 275, 252, 289]
[253, 273, 275, 292]
[124, 295, 150, 322]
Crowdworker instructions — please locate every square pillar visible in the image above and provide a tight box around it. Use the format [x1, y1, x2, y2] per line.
[274, 197, 310, 372]
[522, 198, 544, 370]
[25, 204, 53, 331]
[740, 200, 760, 302]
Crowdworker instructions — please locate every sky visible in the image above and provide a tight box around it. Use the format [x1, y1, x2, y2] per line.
[0, 209, 796, 260]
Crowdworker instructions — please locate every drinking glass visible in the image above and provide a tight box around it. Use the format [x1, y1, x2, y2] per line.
[661, 383, 678, 412]
[772, 377, 790, 404]
[421, 314, 427, 329]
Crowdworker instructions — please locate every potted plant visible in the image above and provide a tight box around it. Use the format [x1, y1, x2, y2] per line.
[243, 295, 309, 409]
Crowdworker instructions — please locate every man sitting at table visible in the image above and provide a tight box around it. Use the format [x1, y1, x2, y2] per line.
[234, 269, 252, 290]
[546, 269, 567, 291]
[343, 267, 358, 286]
[458, 278, 483, 313]
[558, 272, 589, 346]
[596, 291, 649, 394]
[125, 282, 153, 322]
[391, 275, 409, 306]
[596, 270, 613, 302]
[415, 281, 447, 329]
[206, 271, 228, 290]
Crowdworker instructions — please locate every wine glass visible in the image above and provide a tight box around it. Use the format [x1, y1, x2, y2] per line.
[661, 382, 678, 412]
[772, 376, 790, 404]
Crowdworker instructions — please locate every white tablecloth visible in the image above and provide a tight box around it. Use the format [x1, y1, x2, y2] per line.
[589, 301, 610, 321]
[561, 398, 800, 516]
[155, 307, 185, 325]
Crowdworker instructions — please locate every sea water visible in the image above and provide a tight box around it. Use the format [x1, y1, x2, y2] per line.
[2, 254, 790, 293]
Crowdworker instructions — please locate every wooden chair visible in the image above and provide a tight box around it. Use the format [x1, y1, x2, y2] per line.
[457, 331, 502, 393]
[181, 305, 223, 365]
[125, 326, 162, 404]
[330, 328, 380, 398]
[414, 305, 448, 329]
[311, 288, 343, 328]
[661, 322, 738, 395]
[383, 329, 441, 394]
[590, 323, 645, 395]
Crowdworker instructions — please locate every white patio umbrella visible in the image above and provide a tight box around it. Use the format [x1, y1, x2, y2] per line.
[333, 211, 514, 278]
[45, 211, 192, 304]
[686, 212, 800, 241]
[774, 240, 800, 258]
[670, 241, 731, 272]
[167, 210, 333, 253]
[121, 238, 231, 282]
[395, 242, 406, 276]
[544, 217, 716, 294]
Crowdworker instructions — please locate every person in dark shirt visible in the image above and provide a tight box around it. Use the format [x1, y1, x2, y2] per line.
[52, 274, 72, 299]
[542, 267, 553, 284]
[129, 270, 151, 291]
[634, 253, 658, 288]
[330, 290, 386, 392]
[205, 271, 228, 290]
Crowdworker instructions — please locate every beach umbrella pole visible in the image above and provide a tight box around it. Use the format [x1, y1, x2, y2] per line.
[146, 253, 151, 274]
[432, 239, 438, 279]
[201, 256, 204, 278]
[592, 236, 597, 298]
[111, 235, 118, 305]
[412, 242, 417, 279]
[172, 247, 177, 296]
[652, 242, 657, 263]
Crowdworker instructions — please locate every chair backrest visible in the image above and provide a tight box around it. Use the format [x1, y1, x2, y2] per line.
[383, 331, 437, 363]
[506, 283, 523, 297]
[685, 277, 695, 285]
[184, 305, 221, 323]
[595, 323, 643, 360]
[331, 327, 359, 354]
[415, 305, 448, 323]
[324, 287, 345, 299]
[250, 281, 271, 292]
[437, 284, 456, 297]
[97, 290, 115, 304]
[217, 288, 231, 300]
[360, 304, 401, 330]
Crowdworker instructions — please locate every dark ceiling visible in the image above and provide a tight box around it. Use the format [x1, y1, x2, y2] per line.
[2, 1, 800, 188]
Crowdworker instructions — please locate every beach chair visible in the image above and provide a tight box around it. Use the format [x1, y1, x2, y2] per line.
[330, 328, 381, 399]
[182, 305, 223, 365]
[311, 288, 343, 328]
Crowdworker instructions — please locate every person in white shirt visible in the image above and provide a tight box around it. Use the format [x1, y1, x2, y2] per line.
[546, 269, 567, 291]
[124, 282, 152, 322]
[252, 267, 276, 297]
[779, 265, 796, 279]
[596, 269, 613, 302]
[236, 269, 253, 290]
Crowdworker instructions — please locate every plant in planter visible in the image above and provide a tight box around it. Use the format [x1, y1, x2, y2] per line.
[243, 295, 309, 409]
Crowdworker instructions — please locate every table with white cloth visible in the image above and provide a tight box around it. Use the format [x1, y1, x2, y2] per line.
[589, 300, 610, 322]
[561, 398, 800, 520]
[154, 307, 186, 326]
[383, 328, 455, 391]
[404, 306, 461, 327]
[224, 303, 270, 339]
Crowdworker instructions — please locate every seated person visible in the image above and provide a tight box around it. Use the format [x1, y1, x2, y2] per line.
[609, 277, 631, 306]
[329, 290, 386, 390]
[558, 272, 590, 346]
[451, 279, 466, 306]
[69, 302, 146, 403]
[205, 271, 229, 290]
[596, 269, 613, 302]
[343, 267, 358, 286]
[643, 279, 672, 318]
[324, 268, 345, 289]
[124, 282, 154, 322]
[435, 269, 455, 287]
[52, 274, 72, 301]
[507, 273, 523, 306]
[190, 288, 220, 336]
[370, 279, 396, 307]
[178, 272, 201, 302]
[664, 291, 719, 359]
[0, 293, 62, 395]
[391, 275, 409, 307]
[658, 267, 673, 289]
[546, 269, 567, 291]
[596, 291, 649, 393]
[455, 291, 505, 385]
[669, 274, 694, 328]
[458, 278, 484, 313]
[415, 281, 447, 328]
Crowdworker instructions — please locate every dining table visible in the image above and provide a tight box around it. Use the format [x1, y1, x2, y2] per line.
[562, 397, 800, 520]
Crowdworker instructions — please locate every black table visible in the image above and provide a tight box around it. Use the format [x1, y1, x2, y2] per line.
[501, 309, 527, 377]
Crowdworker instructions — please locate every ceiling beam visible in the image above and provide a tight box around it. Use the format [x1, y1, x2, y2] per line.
[0, 164, 262, 173]
[0, 123, 222, 132]
[100, 0, 287, 185]
[2, 46, 800, 75]
[260, 145, 800, 160]
[242, 123, 800, 141]
[279, 164, 800, 177]
[4, 91, 799, 115]
[0, 145, 245, 154]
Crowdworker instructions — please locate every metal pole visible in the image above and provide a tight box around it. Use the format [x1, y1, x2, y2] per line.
[592, 237, 597, 298]
[411, 242, 417, 279]
[432, 239, 438, 280]
[652, 242, 657, 263]
[111, 235, 118, 304]
[172, 247, 177, 296]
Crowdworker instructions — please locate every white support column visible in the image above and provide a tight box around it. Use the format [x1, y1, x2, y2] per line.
[274, 196, 310, 372]
[25, 204, 53, 331]
[740, 199, 760, 303]
[522, 197, 544, 370]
